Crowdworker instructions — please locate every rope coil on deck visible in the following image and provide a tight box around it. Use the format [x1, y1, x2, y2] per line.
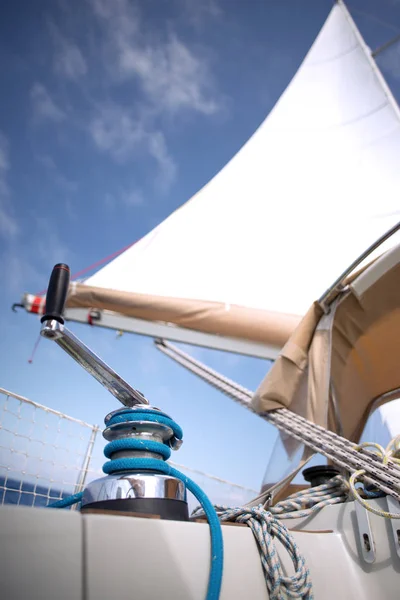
[194, 503, 313, 600]
[193, 477, 349, 600]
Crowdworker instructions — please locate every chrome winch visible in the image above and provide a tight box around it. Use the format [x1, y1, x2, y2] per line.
[39, 263, 188, 520]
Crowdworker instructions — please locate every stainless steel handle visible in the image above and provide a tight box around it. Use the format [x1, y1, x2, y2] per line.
[41, 320, 148, 407]
[40, 264, 148, 408]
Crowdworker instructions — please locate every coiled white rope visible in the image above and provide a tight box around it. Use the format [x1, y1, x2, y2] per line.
[194, 503, 313, 600]
[269, 475, 348, 519]
[193, 476, 348, 600]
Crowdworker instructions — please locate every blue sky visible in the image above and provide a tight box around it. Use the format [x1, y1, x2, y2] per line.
[1, 0, 400, 493]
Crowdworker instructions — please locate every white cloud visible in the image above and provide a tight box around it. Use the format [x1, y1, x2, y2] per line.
[0, 132, 19, 240]
[122, 188, 144, 207]
[32, 0, 221, 192]
[104, 187, 144, 210]
[177, 0, 222, 27]
[89, 0, 221, 116]
[85, 0, 222, 189]
[119, 34, 219, 115]
[147, 131, 177, 189]
[89, 105, 145, 159]
[48, 21, 88, 80]
[89, 104, 177, 188]
[55, 39, 87, 80]
[30, 83, 66, 122]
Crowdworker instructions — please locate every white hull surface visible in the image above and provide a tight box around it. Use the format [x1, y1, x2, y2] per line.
[1, 497, 399, 599]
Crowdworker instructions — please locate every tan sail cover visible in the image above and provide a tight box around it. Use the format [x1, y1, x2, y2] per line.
[253, 242, 400, 442]
[62, 1, 400, 358]
[67, 285, 299, 349]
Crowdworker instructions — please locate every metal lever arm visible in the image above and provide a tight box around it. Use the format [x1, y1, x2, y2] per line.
[40, 264, 148, 408]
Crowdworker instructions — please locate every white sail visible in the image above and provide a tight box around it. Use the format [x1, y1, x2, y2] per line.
[26, 1, 400, 358]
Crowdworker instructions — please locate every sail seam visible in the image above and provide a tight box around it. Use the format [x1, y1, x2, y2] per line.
[270, 100, 390, 132]
[307, 44, 359, 66]
[324, 100, 389, 128]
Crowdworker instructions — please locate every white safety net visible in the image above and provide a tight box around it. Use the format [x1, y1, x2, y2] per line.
[0, 388, 99, 507]
[0, 388, 258, 509]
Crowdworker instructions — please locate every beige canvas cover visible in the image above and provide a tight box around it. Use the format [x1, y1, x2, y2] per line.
[67, 284, 300, 348]
[252, 243, 400, 442]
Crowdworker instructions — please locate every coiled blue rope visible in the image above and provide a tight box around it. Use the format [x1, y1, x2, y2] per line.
[49, 408, 223, 600]
[106, 409, 183, 440]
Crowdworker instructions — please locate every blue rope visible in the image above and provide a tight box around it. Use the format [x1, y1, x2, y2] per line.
[104, 456, 223, 600]
[48, 408, 224, 600]
[104, 438, 171, 460]
[106, 410, 183, 440]
[48, 491, 84, 509]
